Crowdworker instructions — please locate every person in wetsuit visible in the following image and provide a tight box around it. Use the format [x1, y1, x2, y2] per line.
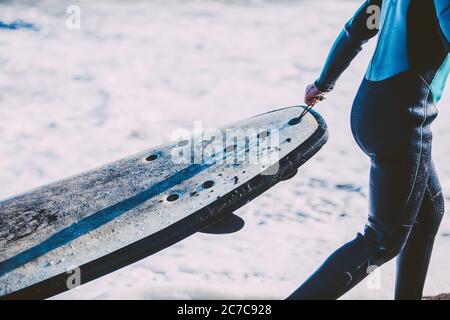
[289, 0, 450, 300]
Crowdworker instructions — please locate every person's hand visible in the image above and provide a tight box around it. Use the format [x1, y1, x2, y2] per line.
[304, 83, 325, 106]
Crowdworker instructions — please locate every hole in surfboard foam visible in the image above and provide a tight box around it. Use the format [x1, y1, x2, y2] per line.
[146, 154, 158, 161]
[167, 194, 180, 202]
[288, 117, 301, 126]
[202, 180, 215, 189]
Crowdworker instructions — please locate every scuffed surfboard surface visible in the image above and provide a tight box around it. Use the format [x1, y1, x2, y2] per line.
[0, 106, 327, 298]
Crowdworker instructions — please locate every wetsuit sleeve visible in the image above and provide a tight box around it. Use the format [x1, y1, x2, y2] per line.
[434, 0, 450, 51]
[315, 0, 383, 92]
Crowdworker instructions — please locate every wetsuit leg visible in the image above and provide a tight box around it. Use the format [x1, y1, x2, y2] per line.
[288, 73, 439, 300]
[287, 153, 433, 300]
[395, 163, 445, 300]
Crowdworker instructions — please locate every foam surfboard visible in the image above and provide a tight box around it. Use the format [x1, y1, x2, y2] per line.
[0, 106, 328, 299]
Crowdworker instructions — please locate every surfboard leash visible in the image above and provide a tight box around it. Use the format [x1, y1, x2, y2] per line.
[297, 94, 326, 121]
[298, 104, 314, 120]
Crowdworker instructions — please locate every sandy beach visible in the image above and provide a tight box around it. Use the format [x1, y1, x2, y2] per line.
[1, 0, 449, 299]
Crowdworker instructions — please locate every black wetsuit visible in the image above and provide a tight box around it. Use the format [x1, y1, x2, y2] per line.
[289, 0, 450, 300]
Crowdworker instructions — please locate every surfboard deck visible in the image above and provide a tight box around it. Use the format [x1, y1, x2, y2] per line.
[0, 106, 328, 299]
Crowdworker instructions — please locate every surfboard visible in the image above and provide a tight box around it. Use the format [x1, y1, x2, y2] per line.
[0, 106, 328, 299]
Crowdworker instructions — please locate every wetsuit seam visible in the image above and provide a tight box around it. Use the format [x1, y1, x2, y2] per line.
[434, 190, 442, 200]
[419, 74, 432, 88]
[426, 185, 433, 200]
[379, 80, 430, 251]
